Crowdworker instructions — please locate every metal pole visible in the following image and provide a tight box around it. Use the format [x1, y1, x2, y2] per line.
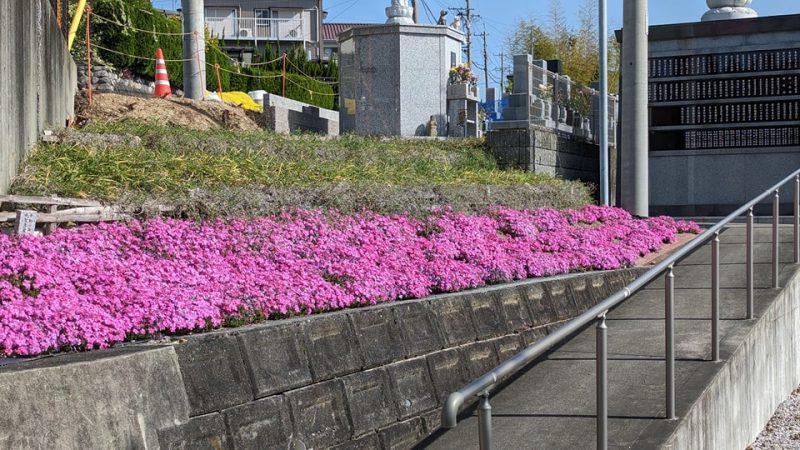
[182, 0, 206, 101]
[412, 0, 420, 24]
[747, 207, 754, 319]
[711, 231, 720, 362]
[599, 0, 609, 206]
[794, 175, 799, 264]
[596, 315, 608, 450]
[318, 0, 324, 61]
[665, 265, 675, 419]
[774, 190, 780, 289]
[478, 392, 492, 450]
[620, 0, 649, 216]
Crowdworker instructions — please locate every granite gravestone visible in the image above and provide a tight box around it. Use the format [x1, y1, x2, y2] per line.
[338, 1, 465, 137]
[646, 1, 800, 216]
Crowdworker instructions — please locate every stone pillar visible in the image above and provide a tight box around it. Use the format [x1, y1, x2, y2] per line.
[182, 0, 205, 101]
[702, 0, 757, 22]
[620, 0, 649, 216]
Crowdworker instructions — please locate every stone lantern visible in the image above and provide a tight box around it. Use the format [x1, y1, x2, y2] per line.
[701, 0, 758, 21]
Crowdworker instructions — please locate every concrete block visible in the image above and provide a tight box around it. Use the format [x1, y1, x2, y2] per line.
[286, 380, 351, 448]
[519, 283, 558, 327]
[421, 408, 443, 434]
[174, 334, 253, 416]
[386, 357, 438, 419]
[460, 341, 500, 380]
[223, 395, 292, 450]
[492, 335, 524, 362]
[426, 348, 469, 403]
[237, 322, 312, 398]
[349, 308, 407, 368]
[493, 287, 534, 332]
[342, 368, 399, 436]
[468, 294, 508, 339]
[392, 301, 445, 357]
[567, 276, 596, 313]
[547, 279, 580, 321]
[378, 417, 426, 450]
[329, 433, 380, 450]
[430, 295, 478, 346]
[0, 347, 189, 450]
[157, 413, 232, 450]
[302, 314, 363, 381]
[521, 326, 549, 346]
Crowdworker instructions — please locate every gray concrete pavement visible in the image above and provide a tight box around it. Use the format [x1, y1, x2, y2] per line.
[421, 226, 798, 449]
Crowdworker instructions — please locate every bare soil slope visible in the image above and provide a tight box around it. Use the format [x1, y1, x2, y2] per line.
[75, 93, 262, 131]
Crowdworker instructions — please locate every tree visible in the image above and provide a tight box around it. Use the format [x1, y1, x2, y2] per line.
[505, 0, 619, 93]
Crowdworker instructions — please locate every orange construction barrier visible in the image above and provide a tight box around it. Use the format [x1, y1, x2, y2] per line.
[154, 48, 172, 98]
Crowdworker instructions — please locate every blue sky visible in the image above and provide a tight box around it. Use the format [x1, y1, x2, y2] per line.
[152, 0, 798, 94]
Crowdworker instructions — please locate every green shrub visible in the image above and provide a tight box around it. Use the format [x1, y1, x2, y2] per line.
[86, 0, 335, 109]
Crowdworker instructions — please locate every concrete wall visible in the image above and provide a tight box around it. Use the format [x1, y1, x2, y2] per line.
[660, 266, 800, 449]
[0, 269, 640, 449]
[0, 0, 76, 195]
[263, 93, 339, 136]
[488, 125, 601, 186]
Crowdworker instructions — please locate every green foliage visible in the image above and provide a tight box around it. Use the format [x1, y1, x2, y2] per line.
[10, 122, 591, 217]
[506, 0, 620, 93]
[85, 0, 335, 109]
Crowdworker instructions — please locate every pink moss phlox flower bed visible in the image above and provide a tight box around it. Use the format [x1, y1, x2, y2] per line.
[0, 205, 700, 356]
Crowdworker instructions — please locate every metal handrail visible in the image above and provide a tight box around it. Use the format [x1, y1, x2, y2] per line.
[442, 168, 800, 450]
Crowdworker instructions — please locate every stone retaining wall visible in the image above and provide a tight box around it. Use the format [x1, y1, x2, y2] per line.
[0, 268, 642, 450]
[77, 62, 173, 97]
[488, 125, 601, 186]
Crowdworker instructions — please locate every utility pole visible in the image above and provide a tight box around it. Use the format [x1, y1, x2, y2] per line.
[448, 1, 479, 65]
[318, 0, 324, 61]
[479, 31, 489, 97]
[465, 0, 472, 64]
[620, 0, 649, 216]
[181, 0, 205, 100]
[497, 53, 505, 94]
[412, 0, 420, 24]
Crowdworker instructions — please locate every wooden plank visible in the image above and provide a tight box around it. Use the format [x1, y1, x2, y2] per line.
[0, 195, 102, 208]
[0, 207, 129, 224]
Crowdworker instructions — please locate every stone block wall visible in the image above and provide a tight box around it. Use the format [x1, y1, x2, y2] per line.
[158, 268, 641, 450]
[488, 125, 601, 186]
[0, 268, 642, 449]
[76, 62, 160, 97]
[0, 0, 76, 194]
[264, 93, 340, 136]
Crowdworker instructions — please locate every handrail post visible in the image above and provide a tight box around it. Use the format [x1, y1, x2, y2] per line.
[711, 231, 720, 362]
[794, 175, 799, 264]
[746, 207, 754, 320]
[773, 189, 780, 289]
[597, 314, 608, 450]
[478, 391, 492, 450]
[665, 265, 676, 419]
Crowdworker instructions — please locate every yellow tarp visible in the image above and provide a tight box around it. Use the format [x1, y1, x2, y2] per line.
[218, 92, 263, 113]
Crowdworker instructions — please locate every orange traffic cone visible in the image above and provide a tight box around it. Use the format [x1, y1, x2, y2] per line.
[154, 48, 172, 98]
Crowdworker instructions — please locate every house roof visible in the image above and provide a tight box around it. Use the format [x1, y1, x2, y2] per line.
[323, 23, 370, 41]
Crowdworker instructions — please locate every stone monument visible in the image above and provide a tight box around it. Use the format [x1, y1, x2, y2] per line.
[338, 1, 466, 137]
[644, 1, 800, 215]
[385, 0, 414, 25]
[701, 0, 758, 22]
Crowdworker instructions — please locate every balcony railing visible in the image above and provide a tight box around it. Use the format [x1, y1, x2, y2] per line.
[205, 17, 306, 42]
